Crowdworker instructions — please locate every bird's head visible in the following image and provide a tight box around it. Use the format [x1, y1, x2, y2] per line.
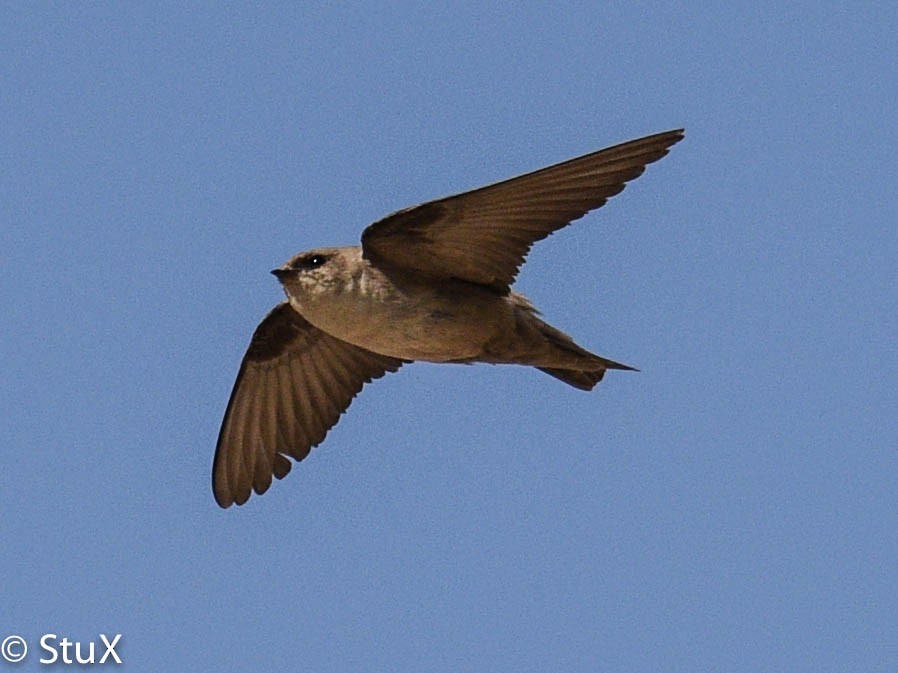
[272, 247, 359, 305]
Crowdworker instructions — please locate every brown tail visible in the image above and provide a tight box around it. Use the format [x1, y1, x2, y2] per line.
[500, 292, 636, 390]
[538, 367, 606, 390]
[538, 360, 636, 391]
[534, 318, 637, 391]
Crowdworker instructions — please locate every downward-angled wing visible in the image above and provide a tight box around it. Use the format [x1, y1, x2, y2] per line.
[361, 129, 683, 293]
[213, 303, 405, 508]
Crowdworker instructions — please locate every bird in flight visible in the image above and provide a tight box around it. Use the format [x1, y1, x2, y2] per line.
[213, 129, 684, 507]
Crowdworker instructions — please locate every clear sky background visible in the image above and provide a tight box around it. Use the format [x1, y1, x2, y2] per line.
[2, 3, 896, 672]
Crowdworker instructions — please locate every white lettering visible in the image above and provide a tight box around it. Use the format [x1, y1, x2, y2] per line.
[75, 640, 95, 664]
[39, 633, 58, 664]
[99, 633, 122, 664]
[38, 633, 123, 665]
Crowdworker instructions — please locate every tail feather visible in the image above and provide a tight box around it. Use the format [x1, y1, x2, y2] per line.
[533, 313, 637, 390]
[538, 357, 637, 391]
[504, 292, 637, 390]
[538, 367, 606, 391]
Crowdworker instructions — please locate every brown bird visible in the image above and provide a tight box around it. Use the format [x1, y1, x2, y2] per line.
[214, 129, 684, 507]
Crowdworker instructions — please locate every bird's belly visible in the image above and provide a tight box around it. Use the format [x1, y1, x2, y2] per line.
[292, 290, 505, 362]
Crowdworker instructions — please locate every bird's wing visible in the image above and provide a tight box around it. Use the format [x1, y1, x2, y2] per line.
[361, 129, 683, 293]
[213, 302, 405, 508]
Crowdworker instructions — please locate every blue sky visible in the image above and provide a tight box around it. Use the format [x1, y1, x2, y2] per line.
[2, 3, 896, 671]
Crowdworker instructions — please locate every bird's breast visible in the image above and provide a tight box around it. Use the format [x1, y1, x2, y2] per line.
[291, 272, 508, 362]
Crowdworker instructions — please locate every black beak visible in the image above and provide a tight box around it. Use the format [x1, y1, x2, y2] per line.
[271, 267, 294, 280]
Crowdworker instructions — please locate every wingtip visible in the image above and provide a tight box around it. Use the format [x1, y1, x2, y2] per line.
[646, 128, 684, 146]
[658, 128, 685, 146]
[213, 488, 234, 509]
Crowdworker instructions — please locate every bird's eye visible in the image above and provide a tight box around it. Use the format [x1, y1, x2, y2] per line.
[292, 254, 328, 270]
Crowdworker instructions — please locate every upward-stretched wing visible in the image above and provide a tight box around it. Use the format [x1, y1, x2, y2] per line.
[213, 303, 405, 508]
[361, 129, 683, 293]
